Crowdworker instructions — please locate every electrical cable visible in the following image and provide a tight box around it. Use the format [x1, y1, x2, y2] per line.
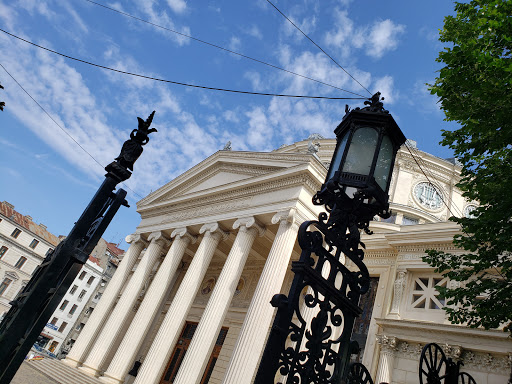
[0, 29, 366, 101]
[265, 0, 373, 96]
[0, 61, 144, 199]
[403, 141, 461, 219]
[82, 0, 366, 98]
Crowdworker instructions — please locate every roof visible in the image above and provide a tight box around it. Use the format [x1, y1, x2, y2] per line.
[0, 201, 59, 246]
[88, 255, 101, 267]
[106, 242, 124, 256]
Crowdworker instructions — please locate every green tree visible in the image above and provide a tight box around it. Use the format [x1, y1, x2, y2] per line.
[423, 0, 512, 334]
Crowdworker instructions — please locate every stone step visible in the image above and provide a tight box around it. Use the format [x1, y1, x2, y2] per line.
[27, 358, 104, 384]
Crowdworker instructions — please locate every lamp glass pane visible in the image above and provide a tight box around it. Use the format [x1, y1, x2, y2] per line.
[342, 127, 378, 176]
[327, 131, 349, 180]
[374, 135, 394, 190]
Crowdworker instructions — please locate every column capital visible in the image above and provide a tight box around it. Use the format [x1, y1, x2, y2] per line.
[126, 233, 148, 246]
[171, 227, 197, 244]
[271, 208, 307, 227]
[200, 222, 229, 241]
[376, 334, 398, 354]
[148, 231, 171, 248]
[233, 217, 265, 237]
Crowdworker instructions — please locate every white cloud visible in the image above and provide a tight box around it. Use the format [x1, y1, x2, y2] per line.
[245, 25, 263, 40]
[324, 11, 405, 60]
[229, 36, 241, 52]
[246, 107, 273, 149]
[373, 76, 397, 104]
[244, 71, 264, 92]
[166, 0, 187, 14]
[366, 19, 405, 59]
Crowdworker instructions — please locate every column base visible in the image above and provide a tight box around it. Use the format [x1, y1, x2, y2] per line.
[99, 373, 125, 384]
[78, 364, 101, 377]
[61, 357, 80, 368]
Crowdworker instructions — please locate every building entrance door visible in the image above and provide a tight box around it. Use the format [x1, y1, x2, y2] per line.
[160, 322, 228, 384]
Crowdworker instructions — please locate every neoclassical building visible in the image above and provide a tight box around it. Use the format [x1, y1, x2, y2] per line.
[62, 137, 511, 384]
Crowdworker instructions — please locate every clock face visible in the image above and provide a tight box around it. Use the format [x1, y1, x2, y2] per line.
[414, 182, 443, 210]
[464, 204, 477, 218]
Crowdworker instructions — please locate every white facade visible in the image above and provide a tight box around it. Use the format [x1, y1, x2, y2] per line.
[40, 258, 103, 356]
[63, 138, 511, 384]
[0, 201, 59, 320]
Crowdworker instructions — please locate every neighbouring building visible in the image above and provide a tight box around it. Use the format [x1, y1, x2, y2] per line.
[57, 240, 124, 358]
[63, 136, 511, 384]
[38, 256, 103, 356]
[0, 201, 59, 320]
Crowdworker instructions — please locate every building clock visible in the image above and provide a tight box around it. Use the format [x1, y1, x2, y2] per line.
[414, 182, 443, 210]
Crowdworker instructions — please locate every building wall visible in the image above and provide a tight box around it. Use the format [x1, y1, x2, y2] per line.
[65, 139, 511, 384]
[0, 201, 59, 319]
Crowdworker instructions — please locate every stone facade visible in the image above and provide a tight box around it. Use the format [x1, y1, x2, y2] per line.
[64, 138, 511, 384]
[0, 201, 59, 319]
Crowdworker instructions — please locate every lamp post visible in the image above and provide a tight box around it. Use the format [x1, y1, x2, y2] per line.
[0, 112, 157, 384]
[254, 93, 405, 384]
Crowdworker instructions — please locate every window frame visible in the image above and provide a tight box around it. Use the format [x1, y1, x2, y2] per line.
[0, 246, 8, 259]
[11, 228, 22, 239]
[14, 256, 27, 269]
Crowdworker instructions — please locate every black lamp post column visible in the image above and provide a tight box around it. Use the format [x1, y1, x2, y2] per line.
[0, 111, 157, 384]
[254, 93, 405, 384]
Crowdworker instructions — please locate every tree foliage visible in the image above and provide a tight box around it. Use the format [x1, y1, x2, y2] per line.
[423, 0, 512, 333]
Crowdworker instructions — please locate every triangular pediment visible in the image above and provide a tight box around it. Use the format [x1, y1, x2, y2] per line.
[138, 150, 315, 208]
[5, 271, 19, 281]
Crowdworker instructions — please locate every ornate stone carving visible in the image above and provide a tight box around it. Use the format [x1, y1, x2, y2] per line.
[390, 269, 407, 314]
[125, 233, 148, 247]
[171, 227, 197, 245]
[147, 231, 171, 249]
[199, 222, 230, 241]
[233, 217, 265, 237]
[376, 334, 398, 354]
[442, 344, 462, 360]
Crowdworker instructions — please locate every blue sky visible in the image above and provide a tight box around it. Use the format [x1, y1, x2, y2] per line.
[0, 0, 459, 248]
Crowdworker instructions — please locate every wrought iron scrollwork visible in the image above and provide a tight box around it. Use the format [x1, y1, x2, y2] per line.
[419, 343, 477, 384]
[347, 362, 374, 384]
[255, 184, 386, 383]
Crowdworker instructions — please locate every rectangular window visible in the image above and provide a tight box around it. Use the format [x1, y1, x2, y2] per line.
[70, 285, 78, 295]
[69, 304, 78, 315]
[50, 317, 58, 325]
[45, 248, 53, 257]
[86, 276, 95, 285]
[59, 300, 69, 311]
[76, 322, 85, 331]
[78, 271, 87, 280]
[11, 228, 21, 238]
[29, 239, 39, 249]
[0, 246, 7, 259]
[0, 278, 13, 296]
[85, 307, 94, 316]
[58, 321, 68, 333]
[78, 289, 86, 299]
[14, 257, 27, 269]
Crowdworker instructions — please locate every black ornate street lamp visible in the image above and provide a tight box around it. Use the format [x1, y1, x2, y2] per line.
[0, 112, 157, 384]
[254, 93, 405, 384]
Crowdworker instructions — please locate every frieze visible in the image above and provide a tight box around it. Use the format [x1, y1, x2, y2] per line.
[364, 258, 394, 265]
[396, 243, 458, 253]
[394, 341, 510, 375]
[144, 173, 322, 221]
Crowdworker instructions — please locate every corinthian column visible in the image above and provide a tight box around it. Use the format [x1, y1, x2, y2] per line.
[63, 234, 147, 368]
[375, 335, 398, 384]
[133, 223, 229, 384]
[100, 228, 196, 384]
[222, 209, 301, 384]
[80, 231, 169, 377]
[173, 217, 265, 384]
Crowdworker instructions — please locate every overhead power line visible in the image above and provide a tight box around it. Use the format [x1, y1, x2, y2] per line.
[265, 0, 373, 96]
[83, 0, 366, 98]
[0, 61, 143, 199]
[0, 28, 365, 101]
